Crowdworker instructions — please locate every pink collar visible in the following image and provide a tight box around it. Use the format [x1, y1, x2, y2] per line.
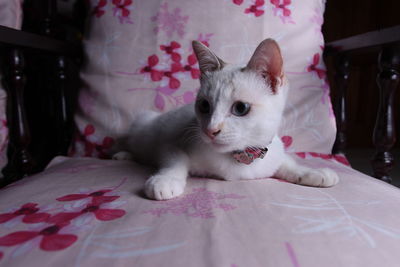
[232, 147, 268, 165]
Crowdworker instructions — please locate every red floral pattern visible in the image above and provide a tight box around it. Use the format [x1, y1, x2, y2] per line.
[232, 0, 244, 5]
[57, 189, 117, 203]
[0, 203, 50, 224]
[307, 53, 326, 79]
[296, 152, 306, 159]
[112, 0, 132, 16]
[230, 0, 295, 22]
[53, 187, 126, 223]
[245, 0, 265, 17]
[0, 223, 77, 251]
[48, 203, 125, 225]
[118, 35, 210, 113]
[271, 0, 291, 16]
[160, 41, 182, 63]
[270, 0, 295, 24]
[139, 39, 202, 90]
[93, 0, 107, 17]
[140, 55, 164, 82]
[112, 0, 134, 24]
[281, 136, 293, 149]
[91, 0, 134, 24]
[182, 54, 201, 79]
[230, 0, 266, 18]
[71, 124, 115, 159]
[163, 63, 182, 89]
[0, 184, 126, 259]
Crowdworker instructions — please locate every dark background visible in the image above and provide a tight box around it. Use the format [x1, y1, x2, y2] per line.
[322, 0, 400, 149]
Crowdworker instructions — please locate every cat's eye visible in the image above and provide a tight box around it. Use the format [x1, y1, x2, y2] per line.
[197, 99, 211, 114]
[231, 101, 250, 116]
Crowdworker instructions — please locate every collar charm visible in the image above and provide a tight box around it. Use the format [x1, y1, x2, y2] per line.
[232, 147, 268, 165]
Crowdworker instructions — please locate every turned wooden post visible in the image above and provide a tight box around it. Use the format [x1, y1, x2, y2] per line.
[1, 48, 34, 181]
[41, 0, 72, 155]
[54, 56, 72, 154]
[332, 54, 350, 155]
[372, 45, 400, 183]
[39, 0, 57, 36]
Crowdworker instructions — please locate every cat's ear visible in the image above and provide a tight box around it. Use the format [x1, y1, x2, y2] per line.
[192, 41, 225, 74]
[246, 39, 283, 94]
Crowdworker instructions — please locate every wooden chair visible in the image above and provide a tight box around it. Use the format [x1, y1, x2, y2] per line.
[0, 0, 399, 186]
[0, 0, 83, 185]
[325, 26, 400, 183]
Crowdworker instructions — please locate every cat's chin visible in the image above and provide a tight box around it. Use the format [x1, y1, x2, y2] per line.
[202, 139, 233, 153]
[210, 143, 232, 153]
[211, 142, 254, 154]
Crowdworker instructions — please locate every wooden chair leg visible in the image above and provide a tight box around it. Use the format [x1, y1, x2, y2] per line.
[372, 45, 400, 183]
[1, 48, 34, 182]
[332, 54, 350, 155]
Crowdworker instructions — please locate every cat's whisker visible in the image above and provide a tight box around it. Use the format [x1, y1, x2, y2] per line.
[182, 125, 202, 145]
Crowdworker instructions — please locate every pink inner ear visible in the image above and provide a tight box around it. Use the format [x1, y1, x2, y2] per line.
[247, 39, 283, 93]
[266, 72, 278, 94]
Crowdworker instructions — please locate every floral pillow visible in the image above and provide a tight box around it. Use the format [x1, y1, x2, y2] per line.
[72, 0, 336, 158]
[0, 0, 23, 29]
[0, 0, 23, 173]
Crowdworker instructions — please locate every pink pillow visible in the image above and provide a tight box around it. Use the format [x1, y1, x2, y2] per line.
[0, 0, 23, 171]
[72, 0, 335, 158]
[0, 0, 23, 29]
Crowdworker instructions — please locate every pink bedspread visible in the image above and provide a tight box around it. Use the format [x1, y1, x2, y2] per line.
[0, 156, 400, 266]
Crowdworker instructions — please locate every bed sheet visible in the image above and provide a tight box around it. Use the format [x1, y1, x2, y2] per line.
[0, 155, 400, 267]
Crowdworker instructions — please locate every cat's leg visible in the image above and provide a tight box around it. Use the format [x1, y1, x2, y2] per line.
[144, 149, 189, 200]
[274, 154, 339, 187]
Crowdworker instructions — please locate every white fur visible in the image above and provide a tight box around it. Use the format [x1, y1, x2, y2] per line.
[116, 40, 339, 200]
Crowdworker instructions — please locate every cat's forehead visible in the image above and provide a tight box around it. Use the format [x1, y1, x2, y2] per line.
[200, 67, 268, 101]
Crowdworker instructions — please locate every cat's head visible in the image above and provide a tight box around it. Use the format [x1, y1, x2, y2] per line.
[192, 39, 288, 153]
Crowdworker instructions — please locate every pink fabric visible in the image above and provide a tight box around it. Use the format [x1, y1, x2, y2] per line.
[0, 0, 23, 29]
[0, 156, 400, 266]
[72, 0, 336, 158]
[0, 0, 23, 172]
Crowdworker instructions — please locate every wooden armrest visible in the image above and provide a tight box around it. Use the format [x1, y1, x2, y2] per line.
[0, 25, 80, 56]
[325, 25, 400, 55]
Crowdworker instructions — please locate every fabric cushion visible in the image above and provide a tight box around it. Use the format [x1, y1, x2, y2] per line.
[0, 0, 23, 29]
[72, 0, 336, 158]
[0, 156, 400, 266]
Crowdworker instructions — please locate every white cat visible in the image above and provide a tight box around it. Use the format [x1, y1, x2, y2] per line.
[114, 39, 339, 200]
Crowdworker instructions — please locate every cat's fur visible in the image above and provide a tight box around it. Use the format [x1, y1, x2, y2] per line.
[114, 39, 339, 200]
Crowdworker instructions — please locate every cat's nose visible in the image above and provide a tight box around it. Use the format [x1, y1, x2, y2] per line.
[206, 128, 221, 139]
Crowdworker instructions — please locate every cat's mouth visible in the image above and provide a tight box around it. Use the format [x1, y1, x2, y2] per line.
[201, 131, 256, 152]
[205, 139, 232, 152]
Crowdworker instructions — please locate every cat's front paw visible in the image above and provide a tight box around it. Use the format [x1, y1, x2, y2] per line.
[300, 168, 339, 187]
[144, 175, 186, 200]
